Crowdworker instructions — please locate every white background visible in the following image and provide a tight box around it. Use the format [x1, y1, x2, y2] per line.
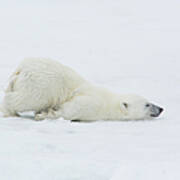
[0, 0, 179, 179]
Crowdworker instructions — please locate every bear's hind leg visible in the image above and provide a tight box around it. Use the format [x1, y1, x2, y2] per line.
[0, 104, 19, 118]
[1, 92, 20, 117]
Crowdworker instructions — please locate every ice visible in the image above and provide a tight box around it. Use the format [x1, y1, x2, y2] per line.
[0, 0, 179, 179]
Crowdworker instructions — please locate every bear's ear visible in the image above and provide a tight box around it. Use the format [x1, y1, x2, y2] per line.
[123, 102, 128, 108]
[119, 102, 129, 113]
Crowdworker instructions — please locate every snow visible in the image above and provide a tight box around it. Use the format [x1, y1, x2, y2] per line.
[0, 0, 180, 179]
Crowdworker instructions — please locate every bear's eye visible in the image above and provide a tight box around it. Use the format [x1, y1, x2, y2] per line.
[145, 104, 150, 107]
[123, 102, 128, 108]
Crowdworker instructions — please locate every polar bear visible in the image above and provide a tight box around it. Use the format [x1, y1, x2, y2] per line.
[0, 58, 163, 121]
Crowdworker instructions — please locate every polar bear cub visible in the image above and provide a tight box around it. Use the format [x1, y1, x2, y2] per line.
[1, 58, 163, 121]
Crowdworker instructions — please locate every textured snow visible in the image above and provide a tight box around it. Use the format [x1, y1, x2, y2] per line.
[0, 0, 180, 179]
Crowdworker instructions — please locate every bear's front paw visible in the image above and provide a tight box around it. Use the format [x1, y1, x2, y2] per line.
[34, 111, 47, 121]
[46, 108, 61, 119]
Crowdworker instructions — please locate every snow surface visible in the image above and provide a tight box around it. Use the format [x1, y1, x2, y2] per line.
[0, 0, 180, 179]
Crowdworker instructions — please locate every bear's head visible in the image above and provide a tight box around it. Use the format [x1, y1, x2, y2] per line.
[119, 95, 163, 120]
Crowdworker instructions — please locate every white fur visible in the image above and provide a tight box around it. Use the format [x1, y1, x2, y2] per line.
[1, 58, 153, 121]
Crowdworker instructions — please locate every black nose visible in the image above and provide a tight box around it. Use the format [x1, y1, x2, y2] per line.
[159, 107, 164, 114]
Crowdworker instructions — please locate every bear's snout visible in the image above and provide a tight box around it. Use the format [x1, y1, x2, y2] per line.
[150, 104, 164, 117]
